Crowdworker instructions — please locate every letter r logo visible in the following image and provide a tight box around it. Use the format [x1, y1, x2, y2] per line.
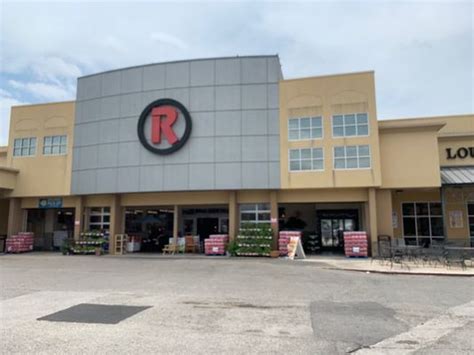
[138, 98, 192, 155]
[151, 106, 179, 145]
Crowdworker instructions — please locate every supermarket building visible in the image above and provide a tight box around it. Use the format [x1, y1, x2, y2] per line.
[0, 55, 473, 254]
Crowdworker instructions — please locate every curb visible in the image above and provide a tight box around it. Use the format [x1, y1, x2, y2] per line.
[324, 266, 474, 277]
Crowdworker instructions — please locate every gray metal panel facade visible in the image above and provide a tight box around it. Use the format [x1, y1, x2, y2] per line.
[72, 56, 282, 194]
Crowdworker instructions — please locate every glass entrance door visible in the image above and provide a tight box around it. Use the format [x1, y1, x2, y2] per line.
[321, 218, 355, 247]
[317, 209, 359, 252]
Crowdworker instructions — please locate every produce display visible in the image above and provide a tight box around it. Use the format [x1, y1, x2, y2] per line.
[236, 224, 272, 257]
[67, 231, 107, 255]
[278, 231, 301, 256]
[204, 234, 228, 255]
[6, 232, 34, 253]
[343, 231, 368, 257]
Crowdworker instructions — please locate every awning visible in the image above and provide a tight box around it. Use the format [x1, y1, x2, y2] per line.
[440, 166, 474, 185]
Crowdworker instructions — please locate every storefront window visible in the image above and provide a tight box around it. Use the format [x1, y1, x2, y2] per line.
[402, 202, 444, 246]
[468, 203, 474, 247]
[289, 148, 324, 171]
[43, 135, 67, 155]
[240, 203, 271, 225]
[13, 137, 36, 156]
[288, 117, 323, 141]
[333, 145, 371, 169]
[88, 207, 110, 231]
[332, 113, 369, 137]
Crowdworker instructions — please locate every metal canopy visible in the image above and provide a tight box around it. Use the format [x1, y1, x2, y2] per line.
[440, 166, 474, 185]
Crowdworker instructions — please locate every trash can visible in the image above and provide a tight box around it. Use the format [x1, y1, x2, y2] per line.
[0, 235, 7, 253]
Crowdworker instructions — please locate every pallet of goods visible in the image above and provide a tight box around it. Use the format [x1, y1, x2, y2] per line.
[204, 234, 229, 256]
[236, 226, 272, 257]
[278, 231, 302, 256]
[6, 232, 34, 253]
[343, 231, 368, 258]
[70, 231, 107, 255]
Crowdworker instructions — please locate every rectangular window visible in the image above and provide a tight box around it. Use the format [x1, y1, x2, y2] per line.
[333, 145, 370, 169]
[468, 202, 474, 247]
[88, 207, 111, 231]
[288, 117, 323, 141]
[332, 113, 369, 137]
[13, 137, 36, 157]
[289, 148, 324, 171]
[402, 202, 444, 246]
[43, 135, 67, 155]
[239, 203, 271, 225]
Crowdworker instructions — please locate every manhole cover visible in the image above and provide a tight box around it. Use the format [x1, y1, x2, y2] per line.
[37, 303, 151, 324]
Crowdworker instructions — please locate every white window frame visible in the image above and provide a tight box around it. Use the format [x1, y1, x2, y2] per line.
[43, 135, 67, 156]
[401, 202, 444, 245]
[333, 145, 371, 170]
[289, 147, 324, 172]
[88, 207, 111, 231]
[288, 116, 323, 141]
[13, 137, 37, 157]
[332, 113, 369, 138]
[239, 204, 271, 225]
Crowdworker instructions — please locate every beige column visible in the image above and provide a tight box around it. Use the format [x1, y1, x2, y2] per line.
[7, 198, 23, 237]
[367, 187, 378, 256]
[173, 205, 179, 244]
[109, 194, 123, 255]
[270, 190, 279, 250]
[73, 196, 84, 240]
[228, 191, 237, 241]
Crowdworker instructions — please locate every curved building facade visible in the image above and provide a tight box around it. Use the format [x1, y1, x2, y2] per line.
[1, 55, 473, 255]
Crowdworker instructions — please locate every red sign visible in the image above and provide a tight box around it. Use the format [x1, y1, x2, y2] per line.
[151, 106, 178, 145]
[137, 98, 192, 155]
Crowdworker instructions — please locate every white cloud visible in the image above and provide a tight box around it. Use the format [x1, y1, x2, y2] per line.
[0, 0, 472, 147]
[150, 32, 188, 50]
[31, 57, 82, 84]
[0, 91, 28, 146]
[8, 80, 74, 101]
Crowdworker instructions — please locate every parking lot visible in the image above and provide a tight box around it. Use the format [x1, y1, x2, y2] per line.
[1, 253, 473, 354]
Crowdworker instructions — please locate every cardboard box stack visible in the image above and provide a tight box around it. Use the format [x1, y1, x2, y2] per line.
[343, 231, 368, 257]
[279, 231, 302, 256]
[204, 234, 229, 255]
[6, 232, 34, 253]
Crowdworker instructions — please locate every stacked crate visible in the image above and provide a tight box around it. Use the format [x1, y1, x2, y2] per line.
[6, 232, 34, 253]
[204, 234, 229, 255]
[343, 231, 368, 257]
[279, 231, 302, 256]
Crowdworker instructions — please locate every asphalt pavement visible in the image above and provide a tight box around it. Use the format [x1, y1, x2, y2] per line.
[1, 253, 473, 354]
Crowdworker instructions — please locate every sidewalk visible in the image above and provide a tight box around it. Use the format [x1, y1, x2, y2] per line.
[302, 255, 474, 276]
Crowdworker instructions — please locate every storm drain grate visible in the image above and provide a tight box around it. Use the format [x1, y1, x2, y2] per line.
[37, 303, 152, 324]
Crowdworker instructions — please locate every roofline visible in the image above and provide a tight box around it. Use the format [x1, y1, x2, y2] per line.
[379, 122, 446, 133]
[78, 54, 281, 80]
[11, 100, 75, 110]
[379, 113, 474, 122]
[281, 70, 375, 83]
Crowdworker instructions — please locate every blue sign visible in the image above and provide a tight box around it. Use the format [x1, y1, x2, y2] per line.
[38, 198, 63, 209]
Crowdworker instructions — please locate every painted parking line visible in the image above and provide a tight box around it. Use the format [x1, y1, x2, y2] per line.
[355, 300, 474, 354]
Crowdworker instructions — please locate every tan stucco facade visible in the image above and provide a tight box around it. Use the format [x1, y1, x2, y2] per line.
[1, 70, 473, 255]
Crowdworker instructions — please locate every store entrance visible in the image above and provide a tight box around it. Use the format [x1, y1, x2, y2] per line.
[197, 218, 219, 242]
[317, 210, 359, 252]
[26, 208, 75, 251]
[124, 208, 174, 252]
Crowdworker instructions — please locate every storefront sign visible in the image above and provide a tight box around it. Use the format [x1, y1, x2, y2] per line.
[137, 98, 192, 155]
[38, 198, 63, 209]
[448, 210, 463, 228]
[446, 147, 474, 160]
[392, 211, 398, 229]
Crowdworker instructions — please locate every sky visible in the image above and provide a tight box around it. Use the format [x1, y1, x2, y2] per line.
[0, 0, 473, 145]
